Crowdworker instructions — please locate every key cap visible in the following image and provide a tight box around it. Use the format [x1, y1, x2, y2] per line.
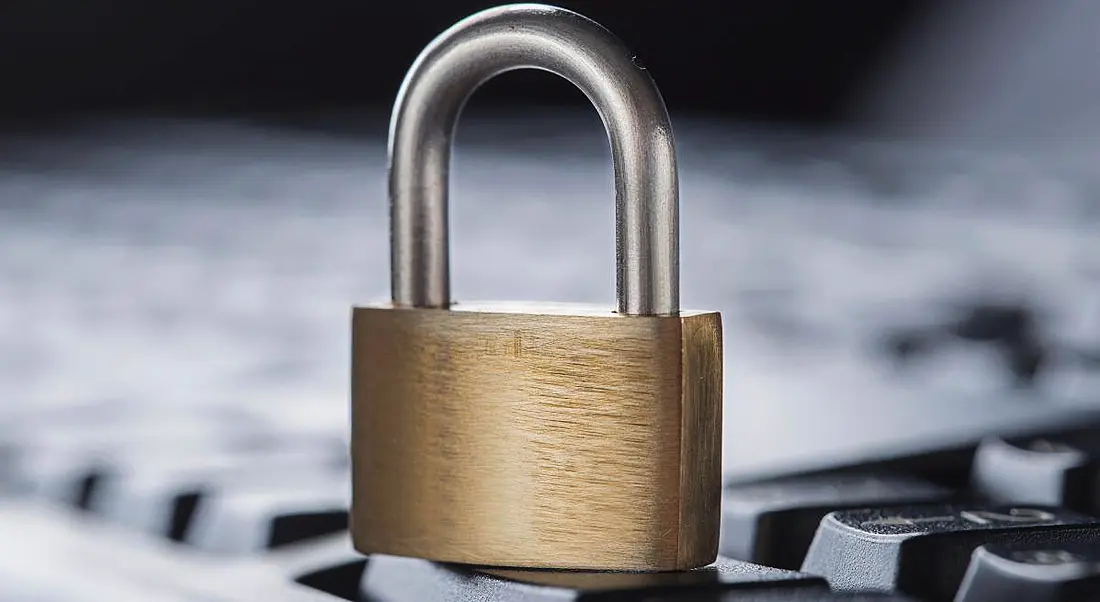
[728, 406, 1100, 491]
[0, 500, 348, 601]
[801, 503, 1100, 600]
[17, 447, 124, 509]
[16, 402, 267, 455]
[971, 437, 1099, 515]
[955, 542, 1100, 602]
[0, 440, 18, 495]
[0, 401, 130, 494]
[721, 472, 952, 569]
[359, 553, 832, 601]
[9, 405, 274, 505]
[267, 533, 367, 602]
[185, 476, 350, 553]
[19, 443, 227, 512]
[91, 437, 345, 538]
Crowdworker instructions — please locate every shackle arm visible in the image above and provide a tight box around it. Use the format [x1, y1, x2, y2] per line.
[388, 3, 680, 316]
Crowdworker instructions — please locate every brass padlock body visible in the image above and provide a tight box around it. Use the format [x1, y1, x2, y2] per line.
[350, 301, 722, 571]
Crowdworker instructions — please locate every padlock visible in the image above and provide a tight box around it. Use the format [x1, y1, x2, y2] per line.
[350, 3, 723, 572]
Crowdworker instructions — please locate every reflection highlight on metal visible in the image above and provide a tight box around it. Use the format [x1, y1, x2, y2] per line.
[387, 3, 679, 316]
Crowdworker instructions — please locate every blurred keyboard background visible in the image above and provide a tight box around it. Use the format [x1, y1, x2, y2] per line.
[3, 110, 1100, 477]
[2, 1, 1100, 600]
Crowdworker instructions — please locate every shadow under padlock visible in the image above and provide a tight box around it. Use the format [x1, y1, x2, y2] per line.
[357, 554, 828, 601]
[349, 4, 724, 572]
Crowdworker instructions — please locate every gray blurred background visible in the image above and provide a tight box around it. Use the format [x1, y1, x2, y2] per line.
[2, 0, 1099, 477]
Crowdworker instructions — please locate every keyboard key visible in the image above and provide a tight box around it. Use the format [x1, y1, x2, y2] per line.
[731, 406, 1100, 491]
[8, 406, 275, 506]
[91, 440, 345, 537]
[17, 403, 268, 454]
[971, 437, 1099, 515]
[721, 472, 952, 569]
[801, 503, 1100, 600]
[0, 440, 18, 494]
[0, 500, 350, 601]
[18, 446, 193, 511]
[360, 553, 830, 601]
[16, 447, 115, 508]
[955, 542, 1100, 602]
[883, 301, 1049, 387]
[267, 533, 366, 601]
[185, 476, 350, 553]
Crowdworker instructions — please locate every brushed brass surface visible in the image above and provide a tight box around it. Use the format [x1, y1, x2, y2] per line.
[350, 301, 722, 571]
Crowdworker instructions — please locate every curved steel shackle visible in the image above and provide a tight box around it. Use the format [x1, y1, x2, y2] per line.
[388, 3, 680, 316]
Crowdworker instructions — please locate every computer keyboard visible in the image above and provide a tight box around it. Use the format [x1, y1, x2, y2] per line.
[2, 114, 1100, 600]
[4, 400, 1100, 601]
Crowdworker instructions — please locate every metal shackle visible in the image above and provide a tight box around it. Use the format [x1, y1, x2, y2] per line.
[388, 3, 680, 316]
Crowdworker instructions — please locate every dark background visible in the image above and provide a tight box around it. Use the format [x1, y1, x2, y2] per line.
[0, 0, 943, 127]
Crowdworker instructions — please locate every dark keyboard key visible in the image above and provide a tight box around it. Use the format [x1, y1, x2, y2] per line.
[359, 553, 830, 601]
[168, 490, 202, 541]
[955, 542, 1100, 602]
[185, 476, 349, 553]
[721, 473, 952, 569]
[801, 503, 1100, 600]
[971, 437, 1099, 515]
[267, 533, 366, 601]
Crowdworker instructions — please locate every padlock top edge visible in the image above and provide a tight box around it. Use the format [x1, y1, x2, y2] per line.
[354, 301, 717, 319]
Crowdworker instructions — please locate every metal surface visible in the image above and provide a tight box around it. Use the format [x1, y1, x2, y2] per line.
[350, 301, 722, 570]
[388, 3, 679, 316]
